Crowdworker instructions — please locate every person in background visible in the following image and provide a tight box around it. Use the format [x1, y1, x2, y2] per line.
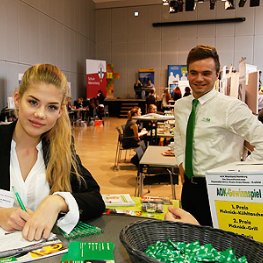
[74, 97, 84, 109]
[146, 79, 155, 90]
[123, 106, 146, 166]
[146, 89, 156, 112]
[0, 107, 17, 123]
[96, 90, 105, 105]
[161, 88, 171, 111]
[147, 104, 157, 114]
[74, 97, 87, 122]
[134, 79, 143, 99]
[146, 80, 155, 97]
[88, 98, 97, 120]
[0, 64, 105, 241]
[172, 86, 182, 101]
[183, 86, 191, 97]
[173, 45, 263, 226]
[143, 104, 157, 136]
[66, 97, 76, 125]
[123, 106, 142, 149]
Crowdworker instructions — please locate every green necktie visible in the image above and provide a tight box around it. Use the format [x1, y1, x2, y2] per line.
[185, 99, 199, 178]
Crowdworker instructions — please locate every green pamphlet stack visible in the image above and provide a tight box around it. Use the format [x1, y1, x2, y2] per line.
[61, 241, 115, 262]
[59, 221, 102, 240]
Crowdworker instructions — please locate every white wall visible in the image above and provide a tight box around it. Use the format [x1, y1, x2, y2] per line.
[0, 0, 96, 109]
[95, 2, 263, 99]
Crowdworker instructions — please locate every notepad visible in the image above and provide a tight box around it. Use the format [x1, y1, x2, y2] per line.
[0, 228, 66, 262]
[0, 228, 56, 255]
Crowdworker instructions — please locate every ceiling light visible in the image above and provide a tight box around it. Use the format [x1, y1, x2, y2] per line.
[250, 0, 260, 6]
[169, 0, 178, 13]
[210, 0, 216, 9]
[238, 0, 247, 6]
[178, 0, 184, 11]
[163, 0, 169, 5]
[225, 0, 235, 9]
[134, 11, 139, 17]
[185, 0, 196, 11]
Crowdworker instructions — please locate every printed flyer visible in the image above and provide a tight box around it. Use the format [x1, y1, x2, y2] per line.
[206, 162, 263, 243]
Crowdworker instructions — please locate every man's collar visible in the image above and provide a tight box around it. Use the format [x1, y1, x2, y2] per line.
[198, 89, 217, 105]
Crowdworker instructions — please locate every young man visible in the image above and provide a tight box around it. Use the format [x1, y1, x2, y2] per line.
[173, 45, 263, 226]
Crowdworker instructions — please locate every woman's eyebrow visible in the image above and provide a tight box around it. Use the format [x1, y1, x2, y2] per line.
[28, 95, 60, 105]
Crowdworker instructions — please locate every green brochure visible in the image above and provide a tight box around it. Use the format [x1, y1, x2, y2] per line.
[61, 241, 115, 263]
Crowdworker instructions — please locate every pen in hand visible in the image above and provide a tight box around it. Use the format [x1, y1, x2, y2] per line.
[12, 186, 27, 212]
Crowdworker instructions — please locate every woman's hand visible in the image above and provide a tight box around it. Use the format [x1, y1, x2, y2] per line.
[0, 207, 32, 232]
[22, 195, 68, 241]
[165, 207, 199, 225]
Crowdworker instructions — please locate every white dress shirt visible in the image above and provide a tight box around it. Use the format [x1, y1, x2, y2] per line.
[174, 89, 263, 177]
[10, 140, 79, 233]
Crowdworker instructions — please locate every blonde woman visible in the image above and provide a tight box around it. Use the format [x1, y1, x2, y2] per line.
[0, 64, 105, 241]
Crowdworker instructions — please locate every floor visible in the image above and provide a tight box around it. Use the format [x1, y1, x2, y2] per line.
[73, 117, 182, 200]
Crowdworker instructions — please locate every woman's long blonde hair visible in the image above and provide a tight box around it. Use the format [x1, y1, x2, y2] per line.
[19, 64, 81, 193]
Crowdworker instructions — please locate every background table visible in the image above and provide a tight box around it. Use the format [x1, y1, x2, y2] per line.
[138, 146, 178, 198]
[133, 114, 174, 144]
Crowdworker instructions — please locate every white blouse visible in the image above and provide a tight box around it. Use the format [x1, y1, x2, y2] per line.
[10, 140, 79, 233]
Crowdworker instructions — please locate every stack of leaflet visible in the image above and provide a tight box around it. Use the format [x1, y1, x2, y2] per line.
[61, 241, 115, 262]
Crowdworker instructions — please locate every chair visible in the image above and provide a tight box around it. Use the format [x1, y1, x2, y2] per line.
[113, 126, 139, 170]
[134, 145, 178, 198]
[104, 104, 109, 117]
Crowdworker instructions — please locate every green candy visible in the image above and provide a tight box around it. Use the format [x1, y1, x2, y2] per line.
[145, 240, 248, 263]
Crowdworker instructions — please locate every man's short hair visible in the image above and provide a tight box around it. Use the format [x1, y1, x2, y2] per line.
[187, 45, 220, 73]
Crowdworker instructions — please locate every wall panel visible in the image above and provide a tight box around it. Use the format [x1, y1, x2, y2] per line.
[96, 2, 262, 98]
[0, 0, 95, 109]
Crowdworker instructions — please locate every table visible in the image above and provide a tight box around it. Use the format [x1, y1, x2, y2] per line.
[36, 214, 148, 263]
[138, 146, 178, 198]
[133, 113, 174, 122]
[105, 196, 179, 221]
[133, 114, 175, 144]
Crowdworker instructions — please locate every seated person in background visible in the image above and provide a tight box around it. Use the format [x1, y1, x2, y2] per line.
[88, 98, 97, 119]
[0, 107, 17, 122]
[0, 64, 105, 241]
[96, 103, 104, 120]
[143, 104, 157, 132]
[123, 106, 143, 149]
[66, 97, 77, 124]
[147, 104, 164, 115]
[74, 97, 87, 121]
[183, 86, 191, 97]
[172, 87, 182, 101]
[123, 106, 146, 166]
[147, 104, 157, 114]
[66, 97, 73, 112]
[74, 97, 84, 109]
[165, 207, 199, 225]
[146, 89, 156, 111]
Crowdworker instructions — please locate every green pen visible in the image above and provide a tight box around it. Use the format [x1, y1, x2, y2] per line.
[12, 186, 27, 212]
